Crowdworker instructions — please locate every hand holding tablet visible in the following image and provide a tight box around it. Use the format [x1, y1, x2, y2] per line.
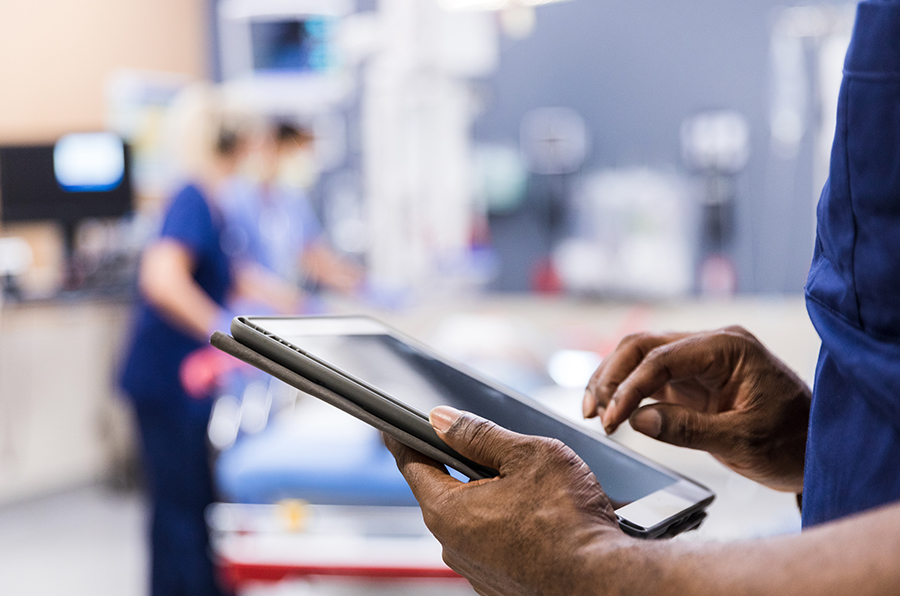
[214, 315, 715, 538]
[383, 405, 629, 596]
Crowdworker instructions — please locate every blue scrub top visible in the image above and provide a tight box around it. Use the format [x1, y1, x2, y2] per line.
[219, 178, 322, 284]
[120, 184, 232, 402]
[803, 0, 900, 526]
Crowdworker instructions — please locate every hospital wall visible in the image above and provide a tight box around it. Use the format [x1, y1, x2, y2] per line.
[474, 0, 836, 294]
[0, 0, 207, 144]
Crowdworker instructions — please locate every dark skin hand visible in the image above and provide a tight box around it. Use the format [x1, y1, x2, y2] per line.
[384, 407, 634, 596]
[388, 330, 900, 596]
[583, 326, 811, 493]
[388, 406, 900, 596]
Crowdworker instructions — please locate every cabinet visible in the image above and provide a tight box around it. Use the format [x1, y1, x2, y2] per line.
[0, 300, 135, 503]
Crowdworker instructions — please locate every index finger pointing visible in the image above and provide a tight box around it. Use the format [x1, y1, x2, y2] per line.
[584, 332, 687, 419]
[601, 333, 727, 433]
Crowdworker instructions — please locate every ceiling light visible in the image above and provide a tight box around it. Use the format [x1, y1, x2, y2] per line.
[437, 0, 571, 12]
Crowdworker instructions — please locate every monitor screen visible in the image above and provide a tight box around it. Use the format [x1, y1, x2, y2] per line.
[0, 133, 133, 224]
[250, 17, 337, 73]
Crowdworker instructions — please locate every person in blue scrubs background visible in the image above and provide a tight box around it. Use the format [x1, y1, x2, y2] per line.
[220, 122, 363, 295]
[384, 1, 900, 594]
[120, 92, 306, 596]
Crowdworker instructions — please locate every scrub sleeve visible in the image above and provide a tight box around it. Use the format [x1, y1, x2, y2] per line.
[803, 0, 900, 526]
[120, 184, 232, 596]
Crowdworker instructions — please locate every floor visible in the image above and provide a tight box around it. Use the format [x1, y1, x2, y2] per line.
[0, 485, 147, 596]
[0, 485, 476, 596]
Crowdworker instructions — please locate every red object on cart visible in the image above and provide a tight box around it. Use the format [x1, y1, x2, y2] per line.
[219, 558, 461, 588]
[209, 503, 466, 591]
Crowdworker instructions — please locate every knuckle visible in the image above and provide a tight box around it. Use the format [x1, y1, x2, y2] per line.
[645, 344, 666, 361]
[620, 331, 652, 349]
[537, 437, 582, 470]
[643, 345, 670, 371]
[722, 324, 747, 334]
[538, 438, 598, 493]
[721, 325, 759, 347]
[678, 420, 698, 447]
[556, 444, 585, 472]
[542, 437, 569, 459]
[718, 327, 769, 371]
[461, 417, 497, 448]
[458, 416, 521, 463]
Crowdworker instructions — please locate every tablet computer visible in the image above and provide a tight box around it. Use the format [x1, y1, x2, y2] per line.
[223, 315, 714, 538]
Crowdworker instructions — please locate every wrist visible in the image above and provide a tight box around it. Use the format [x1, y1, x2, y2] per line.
[576, 530, 659, 596]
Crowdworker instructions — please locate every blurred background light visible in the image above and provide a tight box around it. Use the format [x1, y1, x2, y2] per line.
[53, 133, 126, 193]
[547, 349, 602, 389]
[437, 0, 572, 10]
[680, 111, 750, 175]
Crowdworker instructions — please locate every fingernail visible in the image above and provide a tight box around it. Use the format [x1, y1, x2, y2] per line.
[601, 400, 616, 434]
[631, 409, 662, 439]
[430, 406, 461, 433]
[582, 391, 594, 418]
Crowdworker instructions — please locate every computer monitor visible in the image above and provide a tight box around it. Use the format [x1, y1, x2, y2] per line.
[0, 133, 133, 225]
[0, 133, 134, 289]
[250, 18, 337, 73]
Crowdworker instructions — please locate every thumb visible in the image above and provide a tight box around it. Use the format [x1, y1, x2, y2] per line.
[430, 406, 526, 473]
[629, 403, 732, 454]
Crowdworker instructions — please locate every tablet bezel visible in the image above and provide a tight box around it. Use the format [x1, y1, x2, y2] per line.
[230, 315, 714, 538]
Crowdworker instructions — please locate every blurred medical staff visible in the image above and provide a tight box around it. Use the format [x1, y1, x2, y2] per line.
[221, 123, 363, 295]
[119, 92, 302, 596]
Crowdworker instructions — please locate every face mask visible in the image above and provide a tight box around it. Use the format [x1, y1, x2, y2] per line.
[238, 150, 269, 184]
[277, 148, 319, 190]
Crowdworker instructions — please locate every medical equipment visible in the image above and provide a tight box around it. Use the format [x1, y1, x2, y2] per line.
[680, 110, 749, 296]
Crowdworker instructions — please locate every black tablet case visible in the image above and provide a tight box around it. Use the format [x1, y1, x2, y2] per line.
[210, 331, 489, 480]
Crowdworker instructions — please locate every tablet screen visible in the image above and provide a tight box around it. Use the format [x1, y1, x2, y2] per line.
[280, 329, 677, 506]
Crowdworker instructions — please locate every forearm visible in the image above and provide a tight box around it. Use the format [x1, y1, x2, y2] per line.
[139, 241, 222, 341]
[301, 243, 362, 293]
[589, 502, 900, 596]
[232, 263, 303, 314]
